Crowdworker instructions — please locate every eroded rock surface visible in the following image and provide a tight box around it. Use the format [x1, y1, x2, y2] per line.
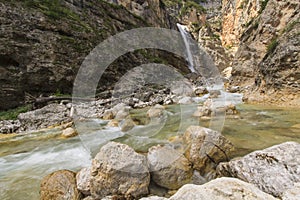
[40, 170, 81, 200]
[90, 142, 150, 199]
[147, 145, 193, 190]
[183, 126, 234, 179]
[217, 142, 300, 197]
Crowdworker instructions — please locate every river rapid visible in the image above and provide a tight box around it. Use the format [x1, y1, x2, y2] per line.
[1, 102, 300, 199]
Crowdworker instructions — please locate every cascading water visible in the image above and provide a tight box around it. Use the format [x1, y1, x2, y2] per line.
[176, 23, 196, 73]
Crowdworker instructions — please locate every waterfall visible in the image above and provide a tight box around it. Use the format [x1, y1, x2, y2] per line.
[177, 23, 196, 73]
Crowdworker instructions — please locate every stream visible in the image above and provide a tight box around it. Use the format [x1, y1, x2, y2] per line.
[1, 101, 300, 199]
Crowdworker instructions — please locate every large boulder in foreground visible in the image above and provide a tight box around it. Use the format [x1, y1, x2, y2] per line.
[168, 177, 277, 200]
[282, 182, 300, 200]
[40, 170, 81, 200]
[147, 145, 193, 190]
[217, 142, 300, 197]
[183, 126, 234, 177]
[90, 142, 150, 199]
[76, 167, 91, 196]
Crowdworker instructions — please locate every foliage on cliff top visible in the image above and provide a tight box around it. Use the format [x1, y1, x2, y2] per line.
[162, 0, 206, 15]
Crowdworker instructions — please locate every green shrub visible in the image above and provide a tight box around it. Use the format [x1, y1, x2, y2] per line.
[259, 0, 269, 14]
[282, 20, 299, 34]
[0, 105, 31, 120]
[267, 38, 278, 54]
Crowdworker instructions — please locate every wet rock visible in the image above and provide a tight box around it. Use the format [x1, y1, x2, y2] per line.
[40, 170, 81, 200]
[193, 99, 239, 118]
[194, 87, 208, 96]
[107, 119, 119, 127]
[76, 167, 91, 196]
[147, 104, 165, 118]
[114, 108, 130, 120]
[169, 177, 277, 200]
[18, 104, 71, 131]
[183, 126, 234, 178]
[147, 145, 193, 190]
[119, 117, 135, 132]
[178, 96, 193, 104]
[62, 127, 78, 138]
[111, 103, 128, 116]
[90, 142, 150, 199]
[282, 182, 300, 200]
[217, 142, 300, 197]
[102, 110, 114, 120]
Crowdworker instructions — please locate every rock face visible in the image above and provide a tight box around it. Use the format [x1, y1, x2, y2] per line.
[227, 0, 300, 105]
[105, 0, 175, 28]
[217, 142, 300, 197]
[221, 0, 261, 48]
[90, 142, 150, 199]
[183, 126, 234, 179]
[0, 0, 186, 111]
[169, 177, 277, 200]
[18, 104, 72, 131]
[147, 145, 193, 190]
[40, 170, 81, 200]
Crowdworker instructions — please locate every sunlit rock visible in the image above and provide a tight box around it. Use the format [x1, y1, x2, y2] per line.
[217, 142, 300, 197]
[90, 142, 150, 199]
[169, 177, 277, 200]
[40, 170, 81, 200]
[183, 126, 234, 178]
[147, 145, 193, 190]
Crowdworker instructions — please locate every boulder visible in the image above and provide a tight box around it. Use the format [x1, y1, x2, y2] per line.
[183, 126, 234, 177]
[282, 182, 300, 200]
[111, 103, 128, 116]
[62, 127, 78, 138]
[169, 177, 277, 200]
[147, 145, 193, 190]
[114, 108, 130, 120]
[102, 109, 114, 120]
[140, 196, 168, 200]
[147, 104, 165, 118]
[193, 99, 239, 118]
[217, 142, 300, 197]
[90, 142, 150, 199]
[76, 167, 91, 196]
[119, 117, 135, 132]
[107, 119, 119, 127]
[178, 96, 193, 104]
[40, 170, 81, 200]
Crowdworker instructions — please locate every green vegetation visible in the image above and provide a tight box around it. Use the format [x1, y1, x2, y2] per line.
[162, 0, 206, 17]
[282, 20, 299, 34]
[24, 0, 77, 20]
[259, 0, 269, 14]
[0, 105, 31, 120]
[266, 38, 278, 54]
[180, 0, 206, 16]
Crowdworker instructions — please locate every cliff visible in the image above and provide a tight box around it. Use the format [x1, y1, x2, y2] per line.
[0, 0, 186, 110]
[225, 0, 300, 105]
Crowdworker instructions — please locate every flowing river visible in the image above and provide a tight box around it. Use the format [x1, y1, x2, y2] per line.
[1, 102, 300, 199]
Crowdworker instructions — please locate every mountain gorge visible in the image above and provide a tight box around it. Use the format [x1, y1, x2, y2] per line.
[0, 0, 299, 111]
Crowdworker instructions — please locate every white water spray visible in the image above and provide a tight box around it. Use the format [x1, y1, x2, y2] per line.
[177, 23, 196, 73]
